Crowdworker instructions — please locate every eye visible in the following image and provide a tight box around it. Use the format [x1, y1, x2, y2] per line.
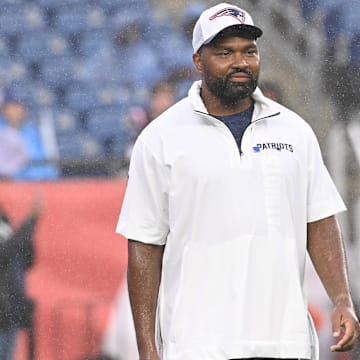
[246, 48, 258, 56]
[217, 49, 231, 57]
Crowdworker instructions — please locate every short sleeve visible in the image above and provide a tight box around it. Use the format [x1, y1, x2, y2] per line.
[116, 135, 169, 245]
[306, 126, 346, 222]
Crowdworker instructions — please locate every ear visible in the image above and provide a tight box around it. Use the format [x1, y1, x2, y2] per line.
[192, 52, 203, 74]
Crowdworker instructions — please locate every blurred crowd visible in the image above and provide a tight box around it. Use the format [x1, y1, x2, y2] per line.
[298, 0, 359, 119]
[0, 0, 206, 179]
[0, 0, 358, 180]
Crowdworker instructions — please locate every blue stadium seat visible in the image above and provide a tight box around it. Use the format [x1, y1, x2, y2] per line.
[10, 81, 55, 114]
[54, 109, 103, 158]
[53, 4, 106, 34]
[37, 0, 84, 8]
[0, 3, 46, 36]
[52, 108, 81, 136]
[35, 0, 62, 9]
[32, 84, 58, 108]
[0, 0, 24, 3]
[7, 80, 57, 110]
[350, 32, 360, 65]
[39, 56, 79, 88]
[64, 82, 127, 113]
[323, 5, 345, 48]
[4, 79, 36, 108]
[93, 0, 150, 13]
[56, 131, 104, 160]
[78, 29, 112, 58]
[343, 2, 360, 34]
[110, 131, 133, 157]
[143, 19, 174, 54]
[298, 0, 320, 21]
[0, 57, 10, 82]
[319, 0, 343, 10]
[16, 31, 72, 63]
[0, 37, 11, 57]
[16, 31, 48, 63]
[95, 85, 131, 107]
[63, 82, 105, 113]
[86, 105, 132, 141]
[0, 58, 30, 84]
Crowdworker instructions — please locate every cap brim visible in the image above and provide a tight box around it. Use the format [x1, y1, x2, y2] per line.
[204, 24, 263, 46]
[237, 24, 263, 39]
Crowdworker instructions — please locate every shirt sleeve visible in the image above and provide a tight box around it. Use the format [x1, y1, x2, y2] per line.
[306, 126, 346, 222]
[116, 135, 169, 245]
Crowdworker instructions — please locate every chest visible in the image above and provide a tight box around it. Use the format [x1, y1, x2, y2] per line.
[164, 121, 305, 185]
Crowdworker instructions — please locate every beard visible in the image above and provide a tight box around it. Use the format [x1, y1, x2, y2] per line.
[204, 69, 258, 107]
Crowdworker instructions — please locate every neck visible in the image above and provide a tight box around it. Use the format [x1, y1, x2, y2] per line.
[200, 86, 254, 116]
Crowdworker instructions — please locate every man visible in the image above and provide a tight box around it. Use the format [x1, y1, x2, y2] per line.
[0, 91, 59, 180]
[116, 3, 360, 360]
[0, 197, 41, 359]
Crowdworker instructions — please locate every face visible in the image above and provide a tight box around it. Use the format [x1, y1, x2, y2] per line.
[2, 101, 27, 128]
[193, 35, 260, 107]
[149, 83, 175, 119]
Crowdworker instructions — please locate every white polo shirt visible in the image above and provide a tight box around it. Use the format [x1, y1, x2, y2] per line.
[116, 81, 346, 360]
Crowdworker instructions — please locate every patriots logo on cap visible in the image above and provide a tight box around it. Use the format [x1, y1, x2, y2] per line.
[209, 7, 246, 23]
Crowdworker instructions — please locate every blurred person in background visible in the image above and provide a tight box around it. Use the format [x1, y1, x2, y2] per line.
[0, 197, 41, 360]
[0, 117, 29, 180]
[128, 80, 176, 135]
[145, 81, 177, 121]
[0, 92, 58, 181]
[125, 80, 176, 159]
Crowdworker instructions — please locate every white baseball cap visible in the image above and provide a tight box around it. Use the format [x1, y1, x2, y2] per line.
[192, 3, 263, 53]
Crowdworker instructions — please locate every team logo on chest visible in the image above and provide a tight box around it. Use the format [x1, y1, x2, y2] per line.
[252, 142, 294, 153]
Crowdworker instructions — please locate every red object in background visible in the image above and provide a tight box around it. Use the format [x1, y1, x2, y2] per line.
[0, 179, 128, 360]
[308, 303, 325, 330]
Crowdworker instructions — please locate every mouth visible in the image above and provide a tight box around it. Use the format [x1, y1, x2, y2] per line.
[228, 73, 251, 82]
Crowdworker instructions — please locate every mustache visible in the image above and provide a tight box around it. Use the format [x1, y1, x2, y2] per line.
[226, 68, 254, 79]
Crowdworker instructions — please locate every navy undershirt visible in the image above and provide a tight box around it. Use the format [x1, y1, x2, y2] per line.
[214, 104, 254, 149]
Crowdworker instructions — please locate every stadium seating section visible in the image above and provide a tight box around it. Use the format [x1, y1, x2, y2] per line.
[0, 0, 358, 174]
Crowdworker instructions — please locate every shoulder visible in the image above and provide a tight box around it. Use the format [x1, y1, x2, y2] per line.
[253, 90, 320, 151]
[138, 97, 193, 138]
[129, 97, 192, 158]
[265, 101, 323, 155]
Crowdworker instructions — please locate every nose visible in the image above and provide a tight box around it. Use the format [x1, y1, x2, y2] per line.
[232, 53, 249, 68]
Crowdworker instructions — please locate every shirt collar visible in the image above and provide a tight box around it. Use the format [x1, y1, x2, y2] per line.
[189, 80, 280, 121]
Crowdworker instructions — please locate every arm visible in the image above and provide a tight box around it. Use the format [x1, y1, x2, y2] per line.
[11, 215, 37, 268]
[307, 215, 360, 352]
[127, 240, 164, 360]
[11, 196, 42, 268]
[0, 204, 40, 266]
